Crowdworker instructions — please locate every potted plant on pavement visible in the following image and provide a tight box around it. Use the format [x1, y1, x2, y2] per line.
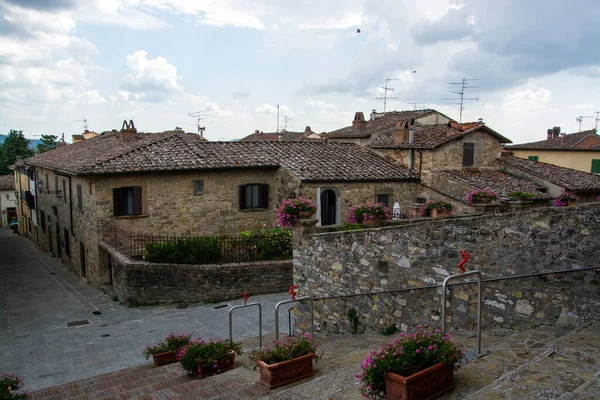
[465, 189, 499, 204]
[418, 200, 454, 218]
[277, 197, 318, 226]
[0, 374, 27, 400]
[347, 202, 391, 227]
[143, 332, 192, 367]
[356, 326, 464, 400]
[250, 333, 321, 389]
[177, 338, 242, 378]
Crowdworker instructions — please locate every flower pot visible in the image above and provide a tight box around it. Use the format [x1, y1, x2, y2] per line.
[196, 352, 236, 379]
[298, 210, 315, 219]
[474, 198, 493, 204]
[430, 209, 449, 219]
[384, 362, 454, 400]
[258, 352, 315, 389]
[153, 351, 178, 367]
[362, 216, 382, 228]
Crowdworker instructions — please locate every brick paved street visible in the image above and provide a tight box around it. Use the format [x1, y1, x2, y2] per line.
[0, 228, 292, 391]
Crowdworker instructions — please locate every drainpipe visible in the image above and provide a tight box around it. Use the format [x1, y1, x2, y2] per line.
[416, 150, 423, 179]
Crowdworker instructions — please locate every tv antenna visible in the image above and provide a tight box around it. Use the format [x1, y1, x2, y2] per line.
[443, 78, 480, 123]
[595, 111, 600, 131]
[576, 115, 593, 132]
[75, 118, 88, 131]
[283, 115, 293, 131]
[189, 109, 210, 138]
[376, 78, 400, 112]
[407, 102, 425, 110]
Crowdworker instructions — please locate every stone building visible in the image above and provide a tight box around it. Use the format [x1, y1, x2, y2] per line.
[239, 126, 323, 142]
[505, 128, 600, 174]
[20, 122, 422, 288]
[0, 174, 17, 227]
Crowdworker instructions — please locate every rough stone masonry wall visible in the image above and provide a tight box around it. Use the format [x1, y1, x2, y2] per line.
[106, 245, 293, 305]
[294, 204, 600, 335]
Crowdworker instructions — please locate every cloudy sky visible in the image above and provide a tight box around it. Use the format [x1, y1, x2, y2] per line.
[0, 0, 599, 143]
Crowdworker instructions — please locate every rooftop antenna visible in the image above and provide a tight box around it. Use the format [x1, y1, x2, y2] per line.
[189, 109, 210, 138]
[376, 78, 400, 112]
[284, 115, 293, 131]
[576, 115, 594, 132]
[594, 111, 600, 131]
[75, 118, 88, 131]
[443, 78, 480, 123]
[276, 104, 280, 133]
[407, 102, 425, 110]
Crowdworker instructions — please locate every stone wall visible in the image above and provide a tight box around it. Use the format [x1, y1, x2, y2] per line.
[106, 245, 293, 305]
[293, 204, 600, 335]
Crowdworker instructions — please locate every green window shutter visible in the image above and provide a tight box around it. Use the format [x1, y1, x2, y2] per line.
[591, 159, 600, 174]
[528, 156, 539, 162]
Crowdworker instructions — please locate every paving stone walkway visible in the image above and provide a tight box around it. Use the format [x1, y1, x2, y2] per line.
[0, 228, 293, 391]
[27, 322, 600, 400]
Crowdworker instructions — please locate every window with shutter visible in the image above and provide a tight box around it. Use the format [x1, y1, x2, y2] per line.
[113, 186, 143, 216]
[591, 159, 600, 174]
[462, 142, 475, 167]
[76, 184, 82, 211]
[528, 155, 539, 162]
[63, 180, 67, 203]
[239, 184, 269, 210]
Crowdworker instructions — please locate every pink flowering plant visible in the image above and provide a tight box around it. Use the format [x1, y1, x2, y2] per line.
[356, 326, 464, 399]
[249, 333, 321, 368]
[0, 373, 27, 400]
[553, 191, 580, 206]
[418, 200, 454, 217]
[177, 338, 242, 374]
[142, 332, 192, 359]
[347, 202, 391, 224]
[277, 197, 318, 226]
[465, 189, 499, 204]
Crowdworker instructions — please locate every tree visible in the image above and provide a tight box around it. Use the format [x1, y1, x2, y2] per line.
[37, 134, 58, 153]
[0, 130, 34, 175]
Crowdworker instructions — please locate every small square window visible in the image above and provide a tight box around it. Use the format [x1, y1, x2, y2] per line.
[591, 159, 600, 174]
[193, 180, 204, 195]
[528, 156, 539, 162]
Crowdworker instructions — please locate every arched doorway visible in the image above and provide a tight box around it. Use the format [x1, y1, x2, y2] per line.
[80, 242, 86, 279]
[320, 189, 337, 226]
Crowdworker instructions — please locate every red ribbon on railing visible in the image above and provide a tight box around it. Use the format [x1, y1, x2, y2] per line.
[242, 288, 249, 305]
[458, 250, 471, 274]
[289, 285, 299, 300]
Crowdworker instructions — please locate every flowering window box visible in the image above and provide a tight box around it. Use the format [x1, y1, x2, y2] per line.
[385, 362, 455, 400]
[258, 352, 315, 389]
[197, 351, 236, 379]
[153, 351, 179, 367]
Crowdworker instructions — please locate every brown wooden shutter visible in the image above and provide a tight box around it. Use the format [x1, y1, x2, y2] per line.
[133, 186, 143, 215]
[463, 143, 475, 167]
[113, 188, 123, 216]
[77, 184, 82, 210]
[239, 185, 246, 210]
[260, 184, 269, 209]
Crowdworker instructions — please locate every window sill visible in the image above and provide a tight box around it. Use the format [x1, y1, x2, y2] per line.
[240, 208, 268, 212]
[115, 214, 149, 219]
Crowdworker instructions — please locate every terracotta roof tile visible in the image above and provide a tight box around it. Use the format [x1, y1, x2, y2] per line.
[0, 174, 15, 190]
[327, 109, 441, 138]
[500, 156, 600, 191]
[435, 169, 551, 199]
[23, 133, 416, 181]
[239, 130, 322, 142]
[369, 122, 512, 149]
[505, 130, 600, 151]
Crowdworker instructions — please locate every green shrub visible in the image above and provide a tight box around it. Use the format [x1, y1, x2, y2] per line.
[143, 333, 192, 359]
[178, 338, 242, 374]
[508, 191, 536, 200]
[144, 236, 221, 264]
[249, 334, 320, 367]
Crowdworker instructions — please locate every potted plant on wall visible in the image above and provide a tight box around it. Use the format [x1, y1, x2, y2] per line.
[178, 338, 242, 378]
[553, 191, 580, 207]
[356, 326, 464, 400]
[507, 191, 536, 202]
[418, 200, 454, 218]
[347, 202, 391, 227]
[250, 333, 321, 389]
[465, 189, 499, 205]
[143, 332, 192, 367]
[277, 197, 318, 226]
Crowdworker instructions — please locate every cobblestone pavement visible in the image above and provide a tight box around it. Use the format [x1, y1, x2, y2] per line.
[28, 322, 600, 399]
[0, 228, 294, 391]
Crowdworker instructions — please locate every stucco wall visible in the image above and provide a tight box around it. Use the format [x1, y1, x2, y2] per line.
[293, 204, 600, 335]
[511, 149, 600, 174]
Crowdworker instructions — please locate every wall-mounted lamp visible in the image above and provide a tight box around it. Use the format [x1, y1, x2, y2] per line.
[37, 179, 44, 192]
[5, 194, 9, 200]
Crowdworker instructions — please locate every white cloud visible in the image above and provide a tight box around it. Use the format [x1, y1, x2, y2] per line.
[502, 85, 551, 114]
[121, 50, 182, 100]
[255, 103, 292, 116]
[305, 99, 338, 110]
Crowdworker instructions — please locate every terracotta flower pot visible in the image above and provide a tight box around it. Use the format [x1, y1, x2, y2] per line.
[362, 216, 382, 228]
[384, 362, 454, 400]
[430, 209, 449, 219]
[153, 351, 179, 367]
[258, 352, 315, 389]
[298, 210, 315, 219]
[196, 352, 236, 379]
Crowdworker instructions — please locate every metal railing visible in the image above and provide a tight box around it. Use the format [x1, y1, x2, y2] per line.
[229, 302, 262, 348]
[275, 297, 313, 341]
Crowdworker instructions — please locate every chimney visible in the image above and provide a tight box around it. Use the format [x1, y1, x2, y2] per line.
[305, 126, 311, 133]
[393, 121, 410, 145]
[477, 118, 483, 123]
[120, 120, 137, 142]
[547, 129, 553, 140]
[352, 112, 367, 132]
[552, 126, 561, 139]
[255, 130, 260, 134]
[370, 109, 377, 121]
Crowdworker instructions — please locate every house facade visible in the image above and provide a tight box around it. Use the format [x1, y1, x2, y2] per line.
[20, 122, 421, 288]
[506, 128, 600, 174]
[0, 174, 17, 227]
